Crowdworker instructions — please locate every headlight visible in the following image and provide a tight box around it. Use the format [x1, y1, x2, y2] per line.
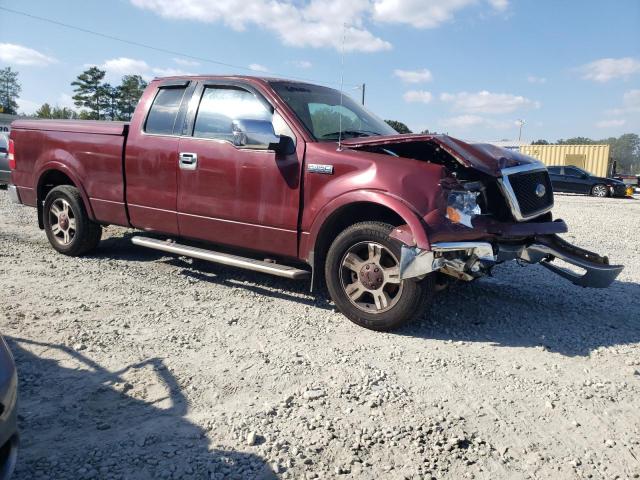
[446, 190, 481, 228]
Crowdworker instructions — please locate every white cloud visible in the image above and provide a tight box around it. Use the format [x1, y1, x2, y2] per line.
[604, 89, 640, 116]
[487, 0, 509, 10]
[372, 0, 507, 29]
[290, 60, 312, 69]
[0, 43, 56, 66]
[580, 57, 640, 83]
[151, 67, 193, 77]
[130, 0, 507, 52]
[102, 57, 150, 76]
[130, 0, 391, 52]
[249, 63, 269, 72]
[596, 119, 626, 128]
[173, 57, 201, 67]
[16, 98, 40, 114]
[527, 75, 546, 84]
[99, 57, 193, 81]
[440, 114, 510, 130]
[440, 90, 539, 114]
[403, 90, 433, 104]
[394, 68, 433, 83]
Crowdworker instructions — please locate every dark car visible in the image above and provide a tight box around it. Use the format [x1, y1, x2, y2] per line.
[0, 135, 10, 186]
[547, 165, 631, 197]
[0, 336, 17, 480]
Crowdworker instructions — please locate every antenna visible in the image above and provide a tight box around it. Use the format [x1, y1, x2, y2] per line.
[337, 23, 347, 152]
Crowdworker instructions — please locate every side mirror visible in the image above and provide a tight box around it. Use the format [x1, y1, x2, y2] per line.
[231, 119, 280, 150]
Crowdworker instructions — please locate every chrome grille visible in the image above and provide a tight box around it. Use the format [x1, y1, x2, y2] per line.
[498, 164, 554, 221]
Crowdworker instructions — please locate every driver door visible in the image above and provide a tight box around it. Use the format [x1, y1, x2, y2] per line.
[177, 82, 302, 257]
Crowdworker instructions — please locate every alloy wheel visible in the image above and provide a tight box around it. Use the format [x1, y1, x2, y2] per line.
[339, 241, 403, 313]
[49, 198, 76, 245]
[592, 185, 608, 197]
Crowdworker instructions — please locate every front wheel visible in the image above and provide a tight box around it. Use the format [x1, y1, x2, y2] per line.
[43, 185, 102, 256]
[591, 184, 608, 197]
[325, 222, 433, 331]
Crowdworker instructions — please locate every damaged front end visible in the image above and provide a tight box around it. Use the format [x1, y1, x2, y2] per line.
[399, 234, 623, 288]
[341, 134, 624, 289]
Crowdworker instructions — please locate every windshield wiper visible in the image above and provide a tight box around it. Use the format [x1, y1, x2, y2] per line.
[320, 130, 380, 139]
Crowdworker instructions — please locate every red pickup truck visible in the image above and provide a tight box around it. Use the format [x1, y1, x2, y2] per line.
[7, 76, 623, 330]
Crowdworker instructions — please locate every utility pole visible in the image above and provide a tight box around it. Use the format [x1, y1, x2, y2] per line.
[361, 83, 366, 105]
[517, 119, 525, 141]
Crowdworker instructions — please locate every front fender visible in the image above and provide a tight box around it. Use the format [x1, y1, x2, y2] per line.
[301, 189, 430, 261]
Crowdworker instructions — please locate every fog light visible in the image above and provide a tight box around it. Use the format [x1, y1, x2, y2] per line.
[446, 191, 481, 228]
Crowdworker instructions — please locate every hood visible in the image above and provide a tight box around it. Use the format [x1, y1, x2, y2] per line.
[340, 134, 539, 177]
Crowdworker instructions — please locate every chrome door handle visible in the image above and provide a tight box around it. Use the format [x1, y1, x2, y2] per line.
[179, 152, 198, 170]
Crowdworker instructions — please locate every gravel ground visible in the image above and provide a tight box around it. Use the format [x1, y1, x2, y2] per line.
[1, 189, 639, 480]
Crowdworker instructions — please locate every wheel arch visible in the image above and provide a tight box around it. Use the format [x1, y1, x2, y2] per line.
[304, 191, 430, 290]
[36, 165, 95, 228]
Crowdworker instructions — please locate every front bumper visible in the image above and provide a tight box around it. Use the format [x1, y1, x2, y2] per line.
[400, 234, 623, 289]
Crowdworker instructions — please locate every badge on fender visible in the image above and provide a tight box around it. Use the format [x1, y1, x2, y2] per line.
[307, 164, 334, 175]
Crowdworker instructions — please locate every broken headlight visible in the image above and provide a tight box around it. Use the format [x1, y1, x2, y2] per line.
[446, 190, 481, 228]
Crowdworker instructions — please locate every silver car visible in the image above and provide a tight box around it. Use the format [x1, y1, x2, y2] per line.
[0, 336, 17, 480]
[0, 135, 10, 185]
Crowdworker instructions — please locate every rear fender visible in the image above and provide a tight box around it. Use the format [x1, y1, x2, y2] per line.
[35, 161, 96, 227]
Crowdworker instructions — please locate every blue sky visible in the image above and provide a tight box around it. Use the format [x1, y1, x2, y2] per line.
[0, 0, 638, 141]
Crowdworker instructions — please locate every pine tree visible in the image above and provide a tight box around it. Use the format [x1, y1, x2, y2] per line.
[0, 67, 21, 115]
[117, 75, 147, 120]
[71, 67, 107, 119]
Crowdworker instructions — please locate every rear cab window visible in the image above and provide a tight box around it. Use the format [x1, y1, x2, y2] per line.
[145, 86, 188, 135]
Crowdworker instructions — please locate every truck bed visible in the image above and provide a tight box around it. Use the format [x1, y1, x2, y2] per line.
[11, 119, 128, 136]
[10, 119, 130, 227]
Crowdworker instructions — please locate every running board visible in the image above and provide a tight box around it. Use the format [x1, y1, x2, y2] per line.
[131, 237, 310, 280]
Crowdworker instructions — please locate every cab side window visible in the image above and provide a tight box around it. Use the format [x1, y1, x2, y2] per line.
[548, 167, 561, 175]
[145, 86, 188, 135]
[193, 86, 271, 143]
[564, 167, 583, 177]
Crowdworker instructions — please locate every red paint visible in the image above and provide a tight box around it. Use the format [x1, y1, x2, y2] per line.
[9, 75, 564, 267]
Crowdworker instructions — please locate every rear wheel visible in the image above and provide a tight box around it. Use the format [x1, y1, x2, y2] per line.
[43, 185, 102, 256]
[591, 184, 608, 197]
[325, 222, 433, 331]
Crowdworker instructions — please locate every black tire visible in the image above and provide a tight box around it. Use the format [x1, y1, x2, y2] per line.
[43, 185, 102, 256]
[591, 184, 608, 197]
[325, 221, 433, 331]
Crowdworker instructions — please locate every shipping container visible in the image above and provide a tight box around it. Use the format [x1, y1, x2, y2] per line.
[520, 144, 611, 178]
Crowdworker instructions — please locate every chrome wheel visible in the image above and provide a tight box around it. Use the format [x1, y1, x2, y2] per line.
[49, 198, 76, 245]
[592, 184, 608, 197]
[339, 241, 403, 313]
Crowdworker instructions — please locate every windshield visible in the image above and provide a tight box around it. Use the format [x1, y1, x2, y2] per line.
[270, 82, 397, 141]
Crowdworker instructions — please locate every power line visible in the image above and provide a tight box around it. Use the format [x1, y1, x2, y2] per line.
[0, 5, 360, 87]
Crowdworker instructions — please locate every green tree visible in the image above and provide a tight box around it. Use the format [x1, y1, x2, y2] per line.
[72, 66, 107, 119]
[100, 83, 120, 121]
[35, 103, 53, 118]
[556, 137, 596, 145]
[607, 133, 640, 174]
[117, 75, 147, 120]
[36, 103, 79, 119]
[0, 67, 21, 115]
[385, 120, 412, 134]
[531, 139, 549, 145]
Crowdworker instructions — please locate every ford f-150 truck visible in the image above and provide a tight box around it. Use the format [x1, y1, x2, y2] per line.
[7, 76, 624, 330]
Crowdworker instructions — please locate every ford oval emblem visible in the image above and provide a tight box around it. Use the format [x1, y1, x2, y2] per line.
[535, 183, 546, 198]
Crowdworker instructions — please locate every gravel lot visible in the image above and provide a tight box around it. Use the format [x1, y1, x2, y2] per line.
[1, 188, 639, 480]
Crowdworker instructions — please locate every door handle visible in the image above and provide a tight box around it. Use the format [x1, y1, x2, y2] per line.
[179, 152, 198, 170]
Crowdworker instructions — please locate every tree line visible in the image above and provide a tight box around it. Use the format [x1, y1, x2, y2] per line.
[0, 66, 146, 121]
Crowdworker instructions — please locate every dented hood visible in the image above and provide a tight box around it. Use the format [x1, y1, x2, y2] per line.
[340, 134, 539, 177]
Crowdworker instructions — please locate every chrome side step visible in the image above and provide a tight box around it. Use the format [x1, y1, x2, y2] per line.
[131, 236, 310, 280]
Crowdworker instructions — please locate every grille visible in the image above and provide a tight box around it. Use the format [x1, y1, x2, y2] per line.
[504, 169, 554, 219]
